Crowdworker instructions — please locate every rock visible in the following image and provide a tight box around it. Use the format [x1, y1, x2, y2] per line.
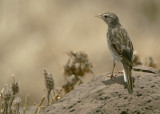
[41, 65, 160, 114]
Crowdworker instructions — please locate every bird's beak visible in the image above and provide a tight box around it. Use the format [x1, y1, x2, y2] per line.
[95, 14, 102, 18]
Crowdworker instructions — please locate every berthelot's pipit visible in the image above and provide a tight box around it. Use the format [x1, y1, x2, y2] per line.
[96, 12, 134, 93]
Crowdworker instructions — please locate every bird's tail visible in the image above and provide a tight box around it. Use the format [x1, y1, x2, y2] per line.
[122, 63, 133, 94]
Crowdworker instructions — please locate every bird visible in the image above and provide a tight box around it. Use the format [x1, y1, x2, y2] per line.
[96, 12, 134, 93]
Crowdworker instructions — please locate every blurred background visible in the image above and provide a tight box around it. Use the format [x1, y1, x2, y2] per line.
[0, 0, 160, 105]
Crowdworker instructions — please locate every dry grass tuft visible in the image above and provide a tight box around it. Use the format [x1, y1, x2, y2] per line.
[144, 56, 159, 68]
[63, 51, 93, 93]
[43, 69, 63, 107]
[0, 75, 20, 114]
[43, 69, 55, 106]
[133, 51, 160, 69]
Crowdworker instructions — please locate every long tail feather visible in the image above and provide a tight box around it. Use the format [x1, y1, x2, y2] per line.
[123, 63, 133, 94]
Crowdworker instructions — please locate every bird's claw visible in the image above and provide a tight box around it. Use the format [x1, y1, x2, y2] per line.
[107, 74, 117, 79]
[107, 71, 123, 79]
[118, 71, 123, 74]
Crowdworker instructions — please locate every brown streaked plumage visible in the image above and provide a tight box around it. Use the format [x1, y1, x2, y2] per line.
[96, 12, 134, 93]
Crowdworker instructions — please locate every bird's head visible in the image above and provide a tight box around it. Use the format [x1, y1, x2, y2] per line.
[96, 12, 120, 27]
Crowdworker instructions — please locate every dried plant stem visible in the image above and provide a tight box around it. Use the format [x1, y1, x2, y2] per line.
[16, 102, 20, 114]
[51, 89, 63, 104]
[8, 95, 15, 114]
[23, 95, 28, 114]
[3, 97, 8, 114]
[47, 91, 51, 106]
[0, 89, 4, 112]
[34, 96, 45, 114]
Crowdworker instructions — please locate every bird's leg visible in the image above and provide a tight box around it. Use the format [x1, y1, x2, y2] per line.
[113, 70, 124, 78]
[111, 60, 116, 78]
[107, 60, 116, 79]
[107, 61, 124, 79]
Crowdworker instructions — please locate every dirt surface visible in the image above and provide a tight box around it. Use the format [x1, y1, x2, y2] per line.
[41, 65, 160, 114]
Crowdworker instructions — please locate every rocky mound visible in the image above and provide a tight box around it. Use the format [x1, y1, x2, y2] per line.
[41, 65, 160, 114]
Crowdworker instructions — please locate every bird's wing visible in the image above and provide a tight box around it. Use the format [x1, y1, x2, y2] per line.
[109, 26, 133, 66]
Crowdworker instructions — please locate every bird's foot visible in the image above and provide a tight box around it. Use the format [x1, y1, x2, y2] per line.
[107, 71, 123, 79]
[107, 74, 117, 79]
[117, 71, 123, 74]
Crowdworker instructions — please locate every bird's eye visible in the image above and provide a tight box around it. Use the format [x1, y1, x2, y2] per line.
[104, 15, 108, 18]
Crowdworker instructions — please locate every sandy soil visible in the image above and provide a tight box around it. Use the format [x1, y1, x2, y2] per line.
[40, 65, 160, 114]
